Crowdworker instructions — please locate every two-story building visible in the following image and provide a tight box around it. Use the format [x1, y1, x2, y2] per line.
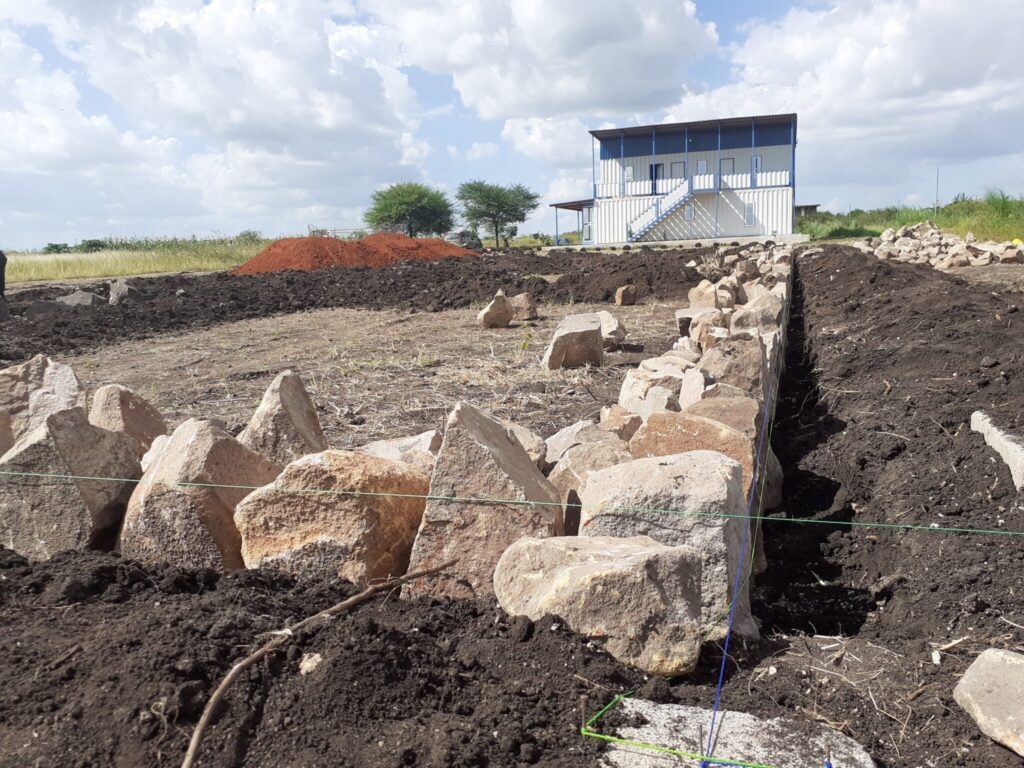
[551, 114, 797, 246]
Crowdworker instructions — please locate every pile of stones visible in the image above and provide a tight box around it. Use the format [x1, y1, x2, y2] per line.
[850, 221, 1024, 269]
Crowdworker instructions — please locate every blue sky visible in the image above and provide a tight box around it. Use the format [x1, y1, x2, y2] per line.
[1, 0, 1023, 249]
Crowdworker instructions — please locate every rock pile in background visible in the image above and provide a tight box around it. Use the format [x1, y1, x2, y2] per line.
[852, 221, 1023, 269]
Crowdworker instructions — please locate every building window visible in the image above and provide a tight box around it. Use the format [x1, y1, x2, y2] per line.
[696, 159, 708, 175]
[624, 165, 634, 182]
[720, 157, 735, 175]
[670, 161, 686, 179]
[745, 202, 755, 226]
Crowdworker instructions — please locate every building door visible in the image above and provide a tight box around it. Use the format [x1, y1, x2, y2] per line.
[649, 163, 663, 194]
[720, 157, 735, 175]
[670, 161, 686, 180]
[581, 206, 593, 243]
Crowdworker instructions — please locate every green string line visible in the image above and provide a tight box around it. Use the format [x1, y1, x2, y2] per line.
[0, 470, 1019, 539]
[580, 693, 779, 768]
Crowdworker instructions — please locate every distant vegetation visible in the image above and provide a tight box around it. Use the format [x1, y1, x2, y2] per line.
[7, 233, 271, 283]
[798, 190, 1024, 242]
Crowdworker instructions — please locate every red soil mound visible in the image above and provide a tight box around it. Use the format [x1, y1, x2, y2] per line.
[231, 233, 473, 275]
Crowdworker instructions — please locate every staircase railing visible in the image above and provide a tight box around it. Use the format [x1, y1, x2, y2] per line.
[626, 179, 691, 242]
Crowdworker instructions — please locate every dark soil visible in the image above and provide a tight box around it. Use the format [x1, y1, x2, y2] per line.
[2, 245, 1024, 767]
[0, 247, 706, 365]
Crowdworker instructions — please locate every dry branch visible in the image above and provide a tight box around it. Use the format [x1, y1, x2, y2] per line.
[180, 560, 456, 768]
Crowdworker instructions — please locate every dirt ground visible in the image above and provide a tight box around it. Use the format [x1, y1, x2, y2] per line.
[61, 300, 679, 446]
[2, 246, 1024, 767]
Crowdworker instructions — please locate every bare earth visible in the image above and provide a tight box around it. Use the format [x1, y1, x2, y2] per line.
[64, 300, 679, 447]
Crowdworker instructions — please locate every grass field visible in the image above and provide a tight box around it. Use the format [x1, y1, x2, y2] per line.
[6, 236, 270, 284]
[798, 190, 1024, 242]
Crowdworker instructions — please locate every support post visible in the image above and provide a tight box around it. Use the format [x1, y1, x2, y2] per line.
[620, 131, 625, 198]
[591, 135, 597, 199]
[751, 118, 757, 189]
[715, 123, 721, 237]
[790, 119, 796, 188]
[554, 208, 559, 244]
[651, 127, 656, 196]
[684, 126, 689, 184]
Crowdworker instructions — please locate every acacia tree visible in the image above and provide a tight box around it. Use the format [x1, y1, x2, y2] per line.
[364, 182, 455, 238]
[456, 181, 540, 248]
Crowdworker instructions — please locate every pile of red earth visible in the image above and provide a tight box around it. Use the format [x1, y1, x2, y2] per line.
[232, 233, 473, 275]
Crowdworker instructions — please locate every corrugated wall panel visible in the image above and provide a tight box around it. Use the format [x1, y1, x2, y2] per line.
[755, 121, 793, 148]
[633, 187, 793, 242]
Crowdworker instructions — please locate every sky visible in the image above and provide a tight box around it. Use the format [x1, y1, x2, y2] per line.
[2, 0, 1023, 249]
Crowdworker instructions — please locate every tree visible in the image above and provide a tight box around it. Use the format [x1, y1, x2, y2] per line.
[364, 182, 454, 238]
[456, 181, 540, 248]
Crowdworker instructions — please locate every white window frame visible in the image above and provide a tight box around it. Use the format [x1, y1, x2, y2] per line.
[744, 202, 756, 226]
[623, 165, 634, 183]
[696, 159, 708, 175]
[670, 161, 686, 179]
[720, 157, 735, 175]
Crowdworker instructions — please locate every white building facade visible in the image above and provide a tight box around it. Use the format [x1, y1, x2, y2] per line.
[552, 114, 797, 246]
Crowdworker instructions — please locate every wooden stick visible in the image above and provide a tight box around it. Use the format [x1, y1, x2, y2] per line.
[180, 560, 456, 768]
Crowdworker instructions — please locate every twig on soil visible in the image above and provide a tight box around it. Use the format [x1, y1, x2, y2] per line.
[999, 616, 1024, 631]
[180, 560, 457, 768]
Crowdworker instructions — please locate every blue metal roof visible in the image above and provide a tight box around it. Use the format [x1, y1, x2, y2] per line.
[593, 113, 796, 159]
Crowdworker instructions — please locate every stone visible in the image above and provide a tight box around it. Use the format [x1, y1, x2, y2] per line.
[603, 699, 876, 768]
[477, 289, 513, 328]
[548, 439, 631, 534]
[670, 336, 702, 363]
[614, 285, 637, 306]
[598, 405, 643, 442]
[544, 421, 614, 462]
[108, 279, 141, 306]
[699, 336, 768, 402]
[880, 227, 896, 242]
[679, 307, 720, 335]
[494, 536, 703, 676]
[238, 370, 328, 466]
[299, 653, 323, 675]
[688, 309, 728, 351]
[0, 355, 86, 444]
[639, 355, 694, 376]
[954, 648, 1024, 757]
[716, 275, 745, 306]
[141, 434, 170, 473]
[733, 259, 760, 283]
[0, 410, 13, 457]
[502, 419, 547, 470]
[971, 411, 1024, 490]
[357, 429, 441, 473]
[701, 382, 748, 400]
[686, 280, 720, 309]
[120, 419, 283, 570]
[403, 402, 562, 599]
[234, 450, 429, 583]
[57, 290, 103, 307]
[88, 384, 167, 457]
[629, 412, 756, 498]
[541, 313, 603, 370]
[683, 396, 763, 439]
[0, 407, 141, 561]
[677, 367, 710, 410]
[579, 451, 757, 640]
[619, 368, 682, 421]
[509, 292, 538, 321]
[730, 293, 784, 334]
[596, 310, 626, 349]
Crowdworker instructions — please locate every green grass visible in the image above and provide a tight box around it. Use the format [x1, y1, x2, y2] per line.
[7, 236, 271, 284]
[797, 191, 1024, 242]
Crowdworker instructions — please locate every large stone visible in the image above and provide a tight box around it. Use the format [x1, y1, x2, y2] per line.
[971, 411, 1024, 490]
[0, 408, 141, 560]
[676, 367, 710, 410]
[238, 370, 328, 465]
[88, 384, 167, 457]
[478, 290, 514, 328]
[619, 368, 682, 421]
[730, 293, 784, 334]
[548, 439, 631, 534]
[544, 419, 619, 466]
[630, 412, 756, 499]
[603, 699, 876, 768]
[676, 307, 717, 336]
[598, 405, 643, 442]
[403, 402, 562, 599]
[501, 419, 547, 470]
[0, 355, 86, 444]
[687, 280, 721, 309]
[0, 410, 13, 457]
[235, 450, 429, 583]
[954, 648, 1024, 757]
[494, 536, 703, 676]
[541, 313, 604, 369]
[120, 419, 282, 570]
[733, 259, 760, 283]
[357, 430, 441, 473]
[580, 451, 757, 640]
[615, 285, 637, 306]
[698, 336, 768, 402]
[689, 309, 728, 351]
[108, 279, 142, 306]
[57, 290, 103, 307]
[683, 396, 763, 439]
[596, 310, 626, 349]
[509, 292, 538, 321]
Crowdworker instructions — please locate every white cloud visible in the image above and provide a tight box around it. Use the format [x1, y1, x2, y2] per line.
[501, 117, 591, 169]
[464, 141, 498, 162]
[446, 144, 459, 159]
[666, 0, 1024, 198]
[399, 132, 432, 166]
[359, 0, 717, 120]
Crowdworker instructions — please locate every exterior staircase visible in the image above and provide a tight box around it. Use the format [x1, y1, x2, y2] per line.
[626, 179, 693, 243]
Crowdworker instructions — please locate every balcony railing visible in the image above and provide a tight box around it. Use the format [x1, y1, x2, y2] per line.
[595, 170, 791, 199]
